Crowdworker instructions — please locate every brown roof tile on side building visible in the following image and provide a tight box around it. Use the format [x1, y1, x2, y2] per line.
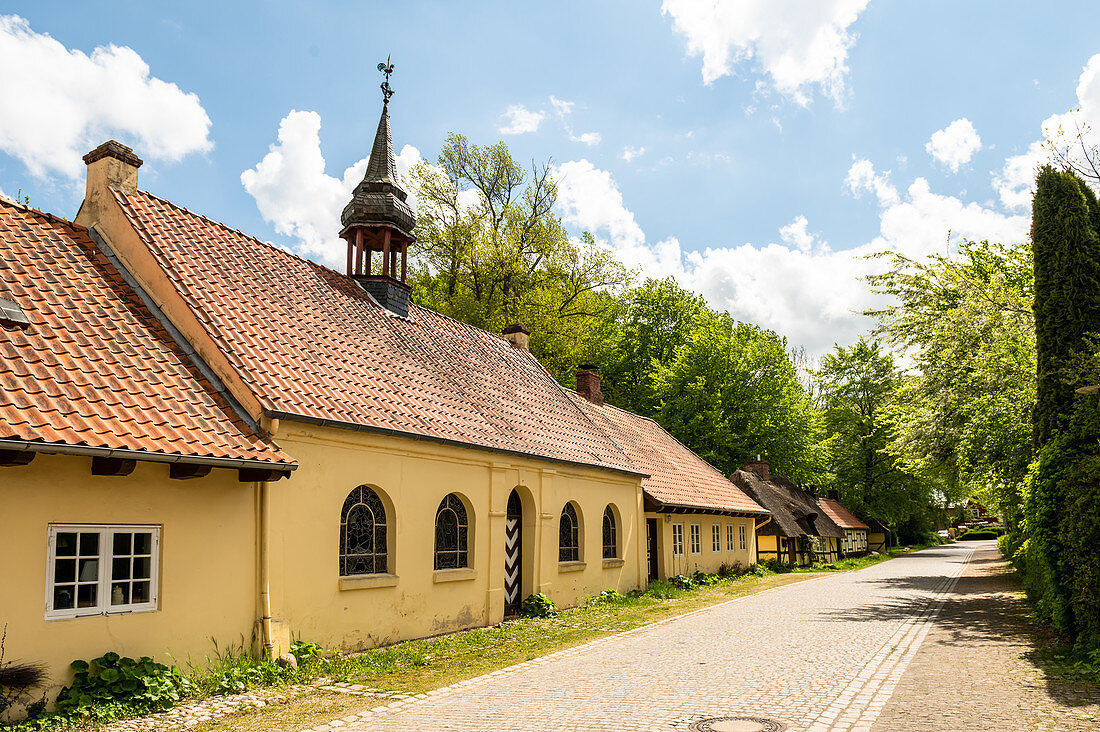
[568, 390, 768, 516]
[817, 497, 869, 530]
[0, 200, 293, 469]
[107, 189, 642, 476]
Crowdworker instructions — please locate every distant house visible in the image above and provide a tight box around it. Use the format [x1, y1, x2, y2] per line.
[816, 492, 870, 557]
[731, 461, 845, 566]
[866, 518, 892, 552]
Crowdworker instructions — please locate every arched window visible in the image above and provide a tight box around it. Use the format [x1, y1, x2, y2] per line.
[340, 486, 387, 576]
[559, 502, 580, 562]
[602, 506, 617, 559]
[434, 493, 469, 569]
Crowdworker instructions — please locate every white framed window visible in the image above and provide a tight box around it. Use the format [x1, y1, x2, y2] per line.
[712, 524, 721, 552]
[739, 524, 747, 551]
[672, 523, 684, 557]
[726, 524, 735, 551]
[690, 524, 701, 555]
[46, 525, 159, 619]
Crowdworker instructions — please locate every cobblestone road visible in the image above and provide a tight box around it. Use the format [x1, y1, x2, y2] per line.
[306, 543, 1087, 732]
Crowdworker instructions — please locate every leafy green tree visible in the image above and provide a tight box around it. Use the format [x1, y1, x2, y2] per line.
[601, 277, 708, 414]
[866, 239, 1034, 518]
[653, 311, 820, 481]
[1031, 166, 1100, 446]
[815, 339, 926, 527]
[407, 133, 631, 381]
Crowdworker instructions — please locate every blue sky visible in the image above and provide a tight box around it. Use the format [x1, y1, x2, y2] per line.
[2, 1, 1099, 354]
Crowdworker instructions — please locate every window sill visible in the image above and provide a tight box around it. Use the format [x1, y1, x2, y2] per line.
[602, 558, 624, 569]
[557, 560, 587, 573]
[339, 573, 399, 591]
[433, 567, 477, 583]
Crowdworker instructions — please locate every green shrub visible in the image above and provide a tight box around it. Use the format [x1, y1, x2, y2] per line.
[588, 589, 624, 605]
[520, 593, 556, 618]
[668, 574, 695, 590]
[290, 640, 323, 666]
[55, 652, 192, 716]
[690, 571, 719, 586]
[211, 659, 291, 695]
[717, 562, 744, 578]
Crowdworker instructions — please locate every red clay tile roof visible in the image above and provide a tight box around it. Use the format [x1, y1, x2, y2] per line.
[0, 200, 292, 467]
[817, 497, 869, 530]
[111, 189, 641, 475]
[567, 393, 767, 514]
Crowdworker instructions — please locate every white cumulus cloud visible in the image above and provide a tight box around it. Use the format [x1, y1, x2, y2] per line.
[241, 110, 421, 267]
[926, 118, 982, 172]
[553, 157, 1027, 356]
[621, 146, 646, 162]
[498, 104, 545, 135]
[571, 131, 602, 146]
[661, 0, 870, 106]
[996, 53, 1100, 209]
[0, 14, 212, 179]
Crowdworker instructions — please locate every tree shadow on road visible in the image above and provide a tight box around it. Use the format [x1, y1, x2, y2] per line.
[817, 550, 1100, 709]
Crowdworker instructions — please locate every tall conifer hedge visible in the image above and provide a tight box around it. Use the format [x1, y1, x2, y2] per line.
[1024, 166, 1100, 648]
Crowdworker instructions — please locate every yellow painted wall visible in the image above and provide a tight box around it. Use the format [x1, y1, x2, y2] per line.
[644, 512, 757, 579]
[269, 422, 645, 651]
[869, 531, 888, 551]
[0, 454, 258, 701]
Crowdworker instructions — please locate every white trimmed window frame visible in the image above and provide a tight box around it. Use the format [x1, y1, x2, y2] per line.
[45, 524, 160, 620]
[672, 523, 684, 557]
[726, 524, 735, 552]
[739, 524, 747, 551]
[690, 523, 701, 555]
[712, 524, 721, 552]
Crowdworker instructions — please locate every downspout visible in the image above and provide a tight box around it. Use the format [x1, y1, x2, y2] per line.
[259, 479, 274, 659]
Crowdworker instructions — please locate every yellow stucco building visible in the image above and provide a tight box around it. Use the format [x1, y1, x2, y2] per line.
[1, 96, 770, 706]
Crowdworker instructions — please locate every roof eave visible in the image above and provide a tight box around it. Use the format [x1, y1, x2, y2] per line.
[0, 438, 296, 472]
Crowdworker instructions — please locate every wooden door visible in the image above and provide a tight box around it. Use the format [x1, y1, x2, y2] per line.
[646, 518, 659, 580]
[504, 490, 522, 616]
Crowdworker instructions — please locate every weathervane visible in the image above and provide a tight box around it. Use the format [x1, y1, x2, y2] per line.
[378, 56, 395, 104]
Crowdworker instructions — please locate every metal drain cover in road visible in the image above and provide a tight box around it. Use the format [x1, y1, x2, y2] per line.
[688, 717, 787, 732]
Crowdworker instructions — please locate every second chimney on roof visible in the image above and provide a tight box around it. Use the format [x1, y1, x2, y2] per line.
[743, 458, 770, 481]
[77, 141, 142, 229]
[503, 323, 530, 351]
[576, 365, 604, 406]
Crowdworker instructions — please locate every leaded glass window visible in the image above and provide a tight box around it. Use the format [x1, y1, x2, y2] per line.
[340, 486, 387, 576]
[559, 503, 579, 562]
[434, 494, 469, 569]
[602, 506, 617, 559]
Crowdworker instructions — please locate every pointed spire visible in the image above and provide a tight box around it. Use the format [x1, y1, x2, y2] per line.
[340, 100, 415, 237]
[363, 102, 401, 188]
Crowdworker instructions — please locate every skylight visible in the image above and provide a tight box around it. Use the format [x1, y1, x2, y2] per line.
[0, 296, 30, 326]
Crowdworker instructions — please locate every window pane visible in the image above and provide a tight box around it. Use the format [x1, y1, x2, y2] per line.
[55, 558, 76, 583]
[111, 582, 130, 605]
[132, 557, 151, 580]
[78, 558, 98, 582]
[112, 557, 131, 580]
[131, 581, 150, 603]
[114, 532, 131, 555]
[79, 532, 99, 555]
[56, 532, 78, 556]
[133, 532, 152, 555]
[77, 584, 97, 607]
[54, 585, 75, 610]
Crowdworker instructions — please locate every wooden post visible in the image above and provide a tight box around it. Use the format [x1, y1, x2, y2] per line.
[382, 229, 392, 278]
[345, 235, 353, 275]
[401, 241, 407, 282]
[354, 228, 364, 276]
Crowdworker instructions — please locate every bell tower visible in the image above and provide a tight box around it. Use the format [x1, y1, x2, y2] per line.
[340, 57, 416, 317]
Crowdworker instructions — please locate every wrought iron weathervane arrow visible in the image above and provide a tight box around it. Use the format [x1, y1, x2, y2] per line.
[378, 56, 395, 103]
